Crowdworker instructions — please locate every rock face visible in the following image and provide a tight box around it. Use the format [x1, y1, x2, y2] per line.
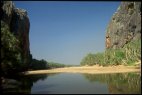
[1, 1, 30, 64]
[106, 2, 141, 49]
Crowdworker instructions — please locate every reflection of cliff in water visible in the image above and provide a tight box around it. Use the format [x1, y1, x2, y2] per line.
[83, 73, 141, 94]
[2, 73, 57, 94]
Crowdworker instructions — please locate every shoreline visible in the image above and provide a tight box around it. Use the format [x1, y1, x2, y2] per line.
[23, 65, 141, 75]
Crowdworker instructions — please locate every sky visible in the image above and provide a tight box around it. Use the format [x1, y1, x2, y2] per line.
[14, 1, 120, 65]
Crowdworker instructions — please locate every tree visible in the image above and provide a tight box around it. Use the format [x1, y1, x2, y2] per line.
[80, 53, 96, 66]
[30, 59, 49, 70]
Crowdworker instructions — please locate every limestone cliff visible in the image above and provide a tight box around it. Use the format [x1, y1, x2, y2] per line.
[106, 2, 141, 49]
[1, 1, 31, 64]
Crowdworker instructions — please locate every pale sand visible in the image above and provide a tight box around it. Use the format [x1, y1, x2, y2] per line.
[23, 64, 141, 75]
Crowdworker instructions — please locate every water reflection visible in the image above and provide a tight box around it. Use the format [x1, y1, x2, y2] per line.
[83, 73, 141, 94]
[2, 72, 141, 94]
[2, 73, 57, 94]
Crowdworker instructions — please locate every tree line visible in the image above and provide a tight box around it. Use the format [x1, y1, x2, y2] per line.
[29, 59, 67, 70]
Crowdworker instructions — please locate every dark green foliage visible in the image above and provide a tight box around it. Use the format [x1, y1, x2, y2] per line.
[1, 21, 23, 75]
[29, 59, 66, 70]
[30, 59, 48, 70]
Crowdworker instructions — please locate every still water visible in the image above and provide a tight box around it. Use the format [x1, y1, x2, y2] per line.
[3, 72, 141, 94]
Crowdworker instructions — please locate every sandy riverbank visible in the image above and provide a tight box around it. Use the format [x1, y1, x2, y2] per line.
[24, 64, 141, 75]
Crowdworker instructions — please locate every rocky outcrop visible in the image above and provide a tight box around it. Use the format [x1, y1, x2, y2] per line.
[1, 1, 30, 64]
[106, 2, 141, 49]
[11, 8, 30, 64]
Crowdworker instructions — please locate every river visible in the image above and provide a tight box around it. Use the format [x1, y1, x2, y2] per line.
[2, 72, 141, 94]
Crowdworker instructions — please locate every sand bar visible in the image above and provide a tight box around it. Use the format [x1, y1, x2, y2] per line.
[23, 65, 141, 75]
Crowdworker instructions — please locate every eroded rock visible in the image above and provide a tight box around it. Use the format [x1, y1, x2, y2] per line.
[106, 2, 141, 49]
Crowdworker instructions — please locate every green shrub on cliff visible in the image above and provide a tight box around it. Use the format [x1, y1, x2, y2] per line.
[1, 21, 22, 75]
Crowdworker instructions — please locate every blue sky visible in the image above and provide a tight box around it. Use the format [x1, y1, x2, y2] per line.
[14, 1, 120, 65]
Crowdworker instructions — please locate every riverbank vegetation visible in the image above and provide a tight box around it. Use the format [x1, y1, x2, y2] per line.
[29, 59, 69, 70]
[83, 73, 141, 94]
[81, 39, 141, 66]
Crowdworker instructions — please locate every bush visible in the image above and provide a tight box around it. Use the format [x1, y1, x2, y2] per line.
[80, 39, 141, 66]
[94, 52, 105, 66]
[123, 39, 141, 65]
[80, 53, 96, 66]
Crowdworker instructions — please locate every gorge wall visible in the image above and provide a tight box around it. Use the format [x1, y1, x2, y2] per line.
[1, 1, 31, 64]
[106, 2, 141, 49]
